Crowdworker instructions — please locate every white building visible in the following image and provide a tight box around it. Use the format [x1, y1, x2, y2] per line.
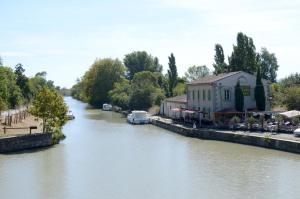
[186, 71, 271, 120]
[160, 95, 187, 118]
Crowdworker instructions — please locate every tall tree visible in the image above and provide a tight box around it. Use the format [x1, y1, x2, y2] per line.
[123, 51, 162, 80]
[213, 44, 227, 74]
[259, 48, 279, 83]
[83, 58, 125, 106]
[167, 53, 178, 97]
[184, 65, 210, 82]
[0, 56, 3, 66]
[255, 66, 266, 111]
[235, 81, 244, 112]
[228, 32, 258, 74]
[14, 63, 31, 103]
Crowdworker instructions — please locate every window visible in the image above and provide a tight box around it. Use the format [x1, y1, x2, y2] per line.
[192, 90, 195, 100]
[208, 89, 211, 101]
[203, 90, 206, 101]
[224, 89, 230, 101]
[208, 107, 211, 119]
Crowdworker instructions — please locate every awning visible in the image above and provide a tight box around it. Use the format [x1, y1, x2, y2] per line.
[183, 110, 195, 114]
[279, 110, 300, 118]
[171, 108, 181, 112]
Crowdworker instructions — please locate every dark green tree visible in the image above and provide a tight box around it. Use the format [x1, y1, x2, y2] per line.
[84, 58, 125, 106]
[124, 51, 162, 80]
[0, 56, 3, 66]
[109, 79, 131, 109]
[129, 71, 165, 110]
[14, 63, 31, 103]
[235, 81, 244, 112]
[167, 53, 178, 97]
[228, 32, 258, 74]
[255, 66, 266, 111]
[213, 44, 228, 74]
[259, 48, 279, 83]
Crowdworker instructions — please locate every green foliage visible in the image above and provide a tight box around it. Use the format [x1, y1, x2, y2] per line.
[235, 82, 244, 112]
[213, 44, 228, 75]
[14, 63, 31, 103]
[280, 73, 300, 88]
[255, 66, 266, 111]
[129, 71, 165, 110]
[0, 56, 3, 66]
[259, 48, 279, 83]
[29, 88, 68, 139]
[109, 79, 131, 109]
[247, 116, 256, 129]
[0, 66, 23, 108]
[81, 58, 125, 107]
[184, 65, 210, 82]
[283, 86, 300, 110]
[230, 116, 240, 124]
[167, 53, 178, 97]
[173, 82, 186, 96]
[123, 51, 162, 80]
[228, 32, 258, 74]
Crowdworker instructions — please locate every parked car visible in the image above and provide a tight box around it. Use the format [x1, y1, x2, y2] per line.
[294, 128, 300, 137]
[127, 111, 150, 124]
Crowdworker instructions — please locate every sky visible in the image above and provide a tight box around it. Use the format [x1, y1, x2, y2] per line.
[1, 0, 300, 88]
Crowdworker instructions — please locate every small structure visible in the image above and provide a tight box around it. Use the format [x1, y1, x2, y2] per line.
[160, 95, 187, 118]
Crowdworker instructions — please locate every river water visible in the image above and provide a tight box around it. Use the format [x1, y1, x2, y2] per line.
[1, 97, 300, 199]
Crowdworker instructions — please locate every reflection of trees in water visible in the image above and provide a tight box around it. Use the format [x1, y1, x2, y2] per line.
[84, 111, 126, 124]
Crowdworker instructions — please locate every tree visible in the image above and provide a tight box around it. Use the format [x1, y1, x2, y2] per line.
[109, 79, 131, 109]
[228, 32, 258, 74]
[213, 44, 228, 74]
[184, 65, 210, 82]
[283, 86, 300, 110]
[259, 48, 279, 83]
[235, 81, 244, 112]
[280, 73, 300, 88]
[123, 51, 162, 80]
[14, 63, 31, 103]
[83, 58, 125, 107]
[167, 53, 178, 97]
[129, 71, 165, 110]
[173, 83, 186, 96]
[0, 66, 22, 108]
[0, 56, 3, 66]
[255, 66, 266, 111]
[29, 87, 68, 143]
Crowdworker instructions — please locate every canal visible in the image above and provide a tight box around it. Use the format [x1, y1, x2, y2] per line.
[1, 97, 300, 199]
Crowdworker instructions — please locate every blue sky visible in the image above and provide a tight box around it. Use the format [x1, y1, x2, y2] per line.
[1, 0, 300, 88]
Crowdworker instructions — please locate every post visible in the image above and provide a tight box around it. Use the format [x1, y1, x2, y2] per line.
[4, 127, 6, 134]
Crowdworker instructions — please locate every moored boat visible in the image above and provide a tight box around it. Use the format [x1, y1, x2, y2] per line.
[127, 111, 150, 124]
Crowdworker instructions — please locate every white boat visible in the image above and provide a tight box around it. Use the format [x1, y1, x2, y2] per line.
[294, 128, 300, 137]
[67, 111, 75, 120]
[102, 103, 112, 111]
[127, 111, 150, 124]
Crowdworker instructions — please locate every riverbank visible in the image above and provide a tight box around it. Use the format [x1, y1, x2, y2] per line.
[151, 116, 300, 154]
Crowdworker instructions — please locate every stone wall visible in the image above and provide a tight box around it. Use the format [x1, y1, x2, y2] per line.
[0, 133, 53, 153]
[152, 119, 300, 154]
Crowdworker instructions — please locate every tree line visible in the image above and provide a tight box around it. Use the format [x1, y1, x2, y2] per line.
[71, 32, 294, 111]
[71, 32, 280, 111]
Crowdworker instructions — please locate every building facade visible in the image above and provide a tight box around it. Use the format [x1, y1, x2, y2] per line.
[160, 95, 187, 118]
[186, 71, 271, 120]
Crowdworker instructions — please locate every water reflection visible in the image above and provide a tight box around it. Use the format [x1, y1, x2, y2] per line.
[0, 97, 300, 199]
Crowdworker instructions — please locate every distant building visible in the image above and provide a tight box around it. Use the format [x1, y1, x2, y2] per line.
[160, 95, 187, 118]
[160, 71, 271, 121]
[187, 71, 271, 120]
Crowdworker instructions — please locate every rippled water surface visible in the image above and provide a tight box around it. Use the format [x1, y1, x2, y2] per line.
[1, 97, 300, 199]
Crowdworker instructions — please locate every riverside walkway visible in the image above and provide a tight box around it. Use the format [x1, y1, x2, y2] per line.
[151, 116, 300, 154]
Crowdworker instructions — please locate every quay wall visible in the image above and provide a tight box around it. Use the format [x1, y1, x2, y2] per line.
[151, 119, 300, 154]
[0, 133, 53, 153]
